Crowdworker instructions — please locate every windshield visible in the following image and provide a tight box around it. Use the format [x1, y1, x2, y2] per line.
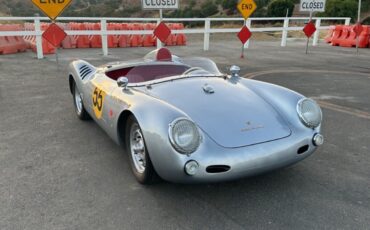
[177, 57, 222, 75]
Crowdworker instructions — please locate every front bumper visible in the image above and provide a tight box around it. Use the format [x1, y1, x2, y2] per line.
[146, 128, 320, 183]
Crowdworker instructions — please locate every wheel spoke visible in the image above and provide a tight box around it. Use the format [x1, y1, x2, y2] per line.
[74, 86, 83, 113]
[130, 124, 147, 173]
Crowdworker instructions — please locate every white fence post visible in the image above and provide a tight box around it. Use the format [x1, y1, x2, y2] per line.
[244, 18, 251, 48]
[313, 19, 321, 46]
[203, 18, 210, 51]
[281, 18, 289, 47]
[101, 19, 108, 56]
[345, 18, 351, 25]
[156, 19, 162, 49]
[34, 17, 43, 59]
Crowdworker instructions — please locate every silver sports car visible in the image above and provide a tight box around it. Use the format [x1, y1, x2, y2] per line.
[68, 48, 324, 184]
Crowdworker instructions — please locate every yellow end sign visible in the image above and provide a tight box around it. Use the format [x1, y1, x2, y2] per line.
[31, 0, 73, 20]
[237, 0, 257, 19]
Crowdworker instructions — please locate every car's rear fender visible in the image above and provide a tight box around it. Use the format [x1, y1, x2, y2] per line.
[68, 60, 96, 91]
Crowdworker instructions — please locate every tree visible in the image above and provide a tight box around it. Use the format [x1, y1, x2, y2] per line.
[201, 0, 219, 17]
[267, 0, 294, 17]
[222, 0, 238, 10]
[318, 0, 358, 22]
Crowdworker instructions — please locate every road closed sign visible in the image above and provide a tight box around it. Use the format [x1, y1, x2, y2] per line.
[31, 0, 73, 20]
[142, 0, 179, 9]
[300, 0, 326, 12]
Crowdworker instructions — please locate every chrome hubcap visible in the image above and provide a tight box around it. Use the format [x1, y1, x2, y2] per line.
[74, 86, 83, 114]
[130, 124, 146, 173]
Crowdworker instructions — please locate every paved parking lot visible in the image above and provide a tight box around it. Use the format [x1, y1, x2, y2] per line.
[0, 38, 369, 230]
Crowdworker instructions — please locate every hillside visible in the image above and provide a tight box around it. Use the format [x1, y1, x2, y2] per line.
[0, 0, 368, 22]
[0, 0, 209, 17]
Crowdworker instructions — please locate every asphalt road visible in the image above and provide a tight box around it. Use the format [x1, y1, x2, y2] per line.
[0, 38, 369, 230]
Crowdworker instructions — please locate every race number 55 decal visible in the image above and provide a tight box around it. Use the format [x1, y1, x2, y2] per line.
[92, 87, 106, 119]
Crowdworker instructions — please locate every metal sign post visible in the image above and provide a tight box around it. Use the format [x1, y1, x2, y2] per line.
[32, 0, 71, 63]
[300, 0, 325, 54]
[356, 0, 362, 54]
[241, 19, 246, 58]
[158, 9, 163, 49]
[141, 0, 179, 49]
[237, 0, 257, 58]
[51, 20, 59, 67]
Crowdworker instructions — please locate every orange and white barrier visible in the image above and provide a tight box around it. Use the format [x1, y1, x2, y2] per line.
[0, 24, 28, 55]
[1, 22, 187, 55]
[325, 24, 370, 48]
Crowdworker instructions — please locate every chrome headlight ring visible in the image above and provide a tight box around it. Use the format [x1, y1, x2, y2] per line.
[169, 118, 202, 154]
[297, 98, 323, 128]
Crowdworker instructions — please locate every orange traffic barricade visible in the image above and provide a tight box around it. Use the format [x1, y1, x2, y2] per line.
[328, 25, 343, 45]
[142, 23, 156, 47]
[129, 23, 143, 47]
[76, 23, 90, 48]
[359, 26, 370, 48]
[89, 23, 102, 48]
[60, 23, 76, 49]
[117, 23, 130, 48]
[0, 24, 28, 55]
[175, 23, 187, 46]
[324, 25, 335, 43]
[107, 23, 119, 48]
[339, 26, 357, 47]
[332, 25, 351, 46]
[165, 23, 177, 46]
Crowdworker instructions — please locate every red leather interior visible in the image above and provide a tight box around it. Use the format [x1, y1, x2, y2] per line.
[105, 64, 189, 83]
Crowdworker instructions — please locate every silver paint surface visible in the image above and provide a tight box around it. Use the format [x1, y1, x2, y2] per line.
[68, 53, 322, 183]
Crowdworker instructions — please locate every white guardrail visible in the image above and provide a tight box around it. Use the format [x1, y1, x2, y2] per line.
[0, 16, 350, 59]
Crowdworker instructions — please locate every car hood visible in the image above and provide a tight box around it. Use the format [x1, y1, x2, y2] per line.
[137, 77, 291, 148]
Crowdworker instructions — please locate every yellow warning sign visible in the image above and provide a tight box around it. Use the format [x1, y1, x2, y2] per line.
[237, 0, 257, 19]
[31, 0, 73, 20]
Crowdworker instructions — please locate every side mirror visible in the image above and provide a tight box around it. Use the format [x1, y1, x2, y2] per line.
[230, 65, 240, 78]
[117, 77, 129, 89]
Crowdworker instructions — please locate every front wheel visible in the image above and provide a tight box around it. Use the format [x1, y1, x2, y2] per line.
[125, 115, 159, 184]
[73, 82, 91, 120]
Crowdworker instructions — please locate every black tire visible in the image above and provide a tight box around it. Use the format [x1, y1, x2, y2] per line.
[72, 82, 91, 121]
[125, 115, 159, 184]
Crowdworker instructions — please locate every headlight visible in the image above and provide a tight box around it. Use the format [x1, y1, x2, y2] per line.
[169, 118, 201, 154]
[297, 98, 322, 128]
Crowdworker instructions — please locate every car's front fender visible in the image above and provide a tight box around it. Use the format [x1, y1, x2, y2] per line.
[241, 78, 321, 133]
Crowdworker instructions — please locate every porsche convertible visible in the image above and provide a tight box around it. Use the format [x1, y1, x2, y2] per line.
[68, 48, 324, 184]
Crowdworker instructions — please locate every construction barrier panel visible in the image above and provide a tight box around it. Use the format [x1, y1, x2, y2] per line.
[1, 22, 187, 55]
[325, 24, 370, 48]
[0, 24, 28, 55]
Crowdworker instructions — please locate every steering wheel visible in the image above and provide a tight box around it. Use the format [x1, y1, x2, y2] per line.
[182, 67, 204, 76]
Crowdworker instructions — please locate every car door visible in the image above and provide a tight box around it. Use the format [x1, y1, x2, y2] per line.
[84, 73, 117, 131]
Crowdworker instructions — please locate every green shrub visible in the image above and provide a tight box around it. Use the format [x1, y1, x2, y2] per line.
[267, 0, 294, 17]
[222, 0, 238, 10]
[318, 0, 358, 22]
[201, 0, 219, 17]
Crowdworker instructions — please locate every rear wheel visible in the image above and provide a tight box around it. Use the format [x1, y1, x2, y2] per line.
[73, 82, 91, 120]
[125, 115, 158, 184]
